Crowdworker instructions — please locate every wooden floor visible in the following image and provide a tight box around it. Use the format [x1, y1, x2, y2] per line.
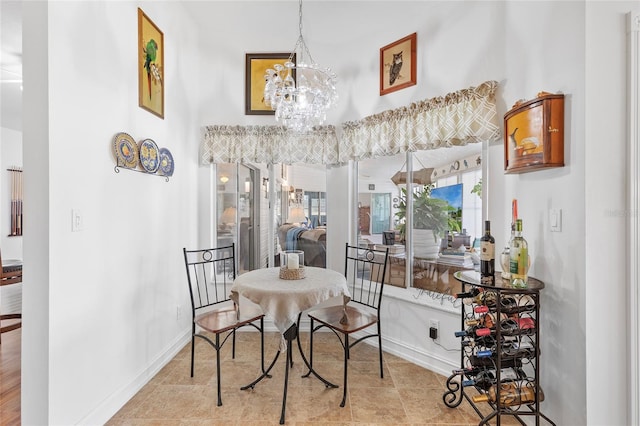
[1, 329, 518, 425]
[0, 326, 20, 426]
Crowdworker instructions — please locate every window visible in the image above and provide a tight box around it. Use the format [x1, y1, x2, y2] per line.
[356, 148, 482, 295]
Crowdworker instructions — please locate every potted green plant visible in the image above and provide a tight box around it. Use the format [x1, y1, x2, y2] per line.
[394, 185, 454, 258]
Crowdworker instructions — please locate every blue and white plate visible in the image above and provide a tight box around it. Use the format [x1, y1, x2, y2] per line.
[138, 138, 160, 173]
[158, 147, 174, 176]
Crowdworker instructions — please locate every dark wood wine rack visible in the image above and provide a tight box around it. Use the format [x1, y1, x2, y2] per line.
[443, 271, 556, 425]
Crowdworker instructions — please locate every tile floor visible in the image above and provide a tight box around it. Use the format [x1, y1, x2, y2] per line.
[105, 331, 514, 425]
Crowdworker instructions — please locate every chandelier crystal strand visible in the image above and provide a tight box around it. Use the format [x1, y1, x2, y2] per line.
[263, 0, 338, 133]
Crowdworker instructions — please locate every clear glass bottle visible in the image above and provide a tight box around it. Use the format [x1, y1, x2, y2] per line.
[509, 219, 528, 288]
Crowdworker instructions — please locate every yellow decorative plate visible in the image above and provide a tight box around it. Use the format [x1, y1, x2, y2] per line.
[113, 132, 139, 169]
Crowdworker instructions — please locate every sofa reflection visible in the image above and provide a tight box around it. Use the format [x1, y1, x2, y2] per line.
[278, 224, 326, 268]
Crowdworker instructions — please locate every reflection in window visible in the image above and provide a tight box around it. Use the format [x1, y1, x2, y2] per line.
[356, 150, 482, 295]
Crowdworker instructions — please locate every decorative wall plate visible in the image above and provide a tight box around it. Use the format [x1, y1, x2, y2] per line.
[158, 147, 174, 176]
[138, 138, 160, 173]
[113, 132, 139, 169]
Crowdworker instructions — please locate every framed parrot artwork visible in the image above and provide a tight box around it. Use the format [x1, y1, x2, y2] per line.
[138, 8, 164, 119]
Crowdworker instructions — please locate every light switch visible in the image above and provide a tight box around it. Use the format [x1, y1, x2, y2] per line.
[549, 208, 562, 232]
[72, 209, 83, 232]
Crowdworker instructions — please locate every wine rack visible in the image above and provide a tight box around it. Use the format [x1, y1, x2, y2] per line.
[443, 271, 555, 425]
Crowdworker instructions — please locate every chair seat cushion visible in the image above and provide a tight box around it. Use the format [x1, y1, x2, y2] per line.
[195, 304, 263, 334]
[308, 305, 378, 334]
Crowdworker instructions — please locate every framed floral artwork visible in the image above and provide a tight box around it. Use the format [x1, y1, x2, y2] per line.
[380, 32, 417, 96]
[138, 8, 164, 119]
[245, 53, 295, 115]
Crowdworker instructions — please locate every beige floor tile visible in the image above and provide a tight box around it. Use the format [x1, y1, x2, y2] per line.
[107, 332, 497, 425]
[349, 387, 409, 423]
[387, 361, 443, 389]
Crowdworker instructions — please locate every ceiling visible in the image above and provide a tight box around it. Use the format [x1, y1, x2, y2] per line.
[0, 1, 481, 172]
[0, 0, 22, 132]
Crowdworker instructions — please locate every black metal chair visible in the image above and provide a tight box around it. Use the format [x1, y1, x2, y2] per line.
[306, 243, 390, 407]
[183, 244, 265, 406]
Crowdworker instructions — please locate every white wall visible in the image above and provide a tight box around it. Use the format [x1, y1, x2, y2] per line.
[585, 3, 636, 425]
[488, 2, 588, 423]
[22, 1, 201, 424]
[18, 1, 637, 424]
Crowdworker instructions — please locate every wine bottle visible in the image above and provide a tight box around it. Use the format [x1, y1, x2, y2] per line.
[454, 287, 481, 299]
[474, 291, 497, 309]
[470, 353, 522, 368]
[452, 366, 486, 376]
[480, 220, 495, 285]
[509, 219, 529, 288]
[479, 312, 508, 329]
[475, 317, 536, 337]
[474, 305, 490, 314]
[483, 295, 536, 315]
[472, 381, 545, 407]
[454, 324, 483, 337]
[462, 367, 526, 390]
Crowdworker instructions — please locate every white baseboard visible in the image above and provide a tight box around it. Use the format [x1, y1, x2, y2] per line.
[78, 329, 191, 425]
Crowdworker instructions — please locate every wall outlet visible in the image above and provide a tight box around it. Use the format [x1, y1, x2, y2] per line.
[71, 209, 83, 232]
[429, 319, 439, 340]
[176, 305, 182, 321]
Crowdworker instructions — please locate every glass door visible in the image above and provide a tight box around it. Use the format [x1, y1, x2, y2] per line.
[371, 193, 391, 234]
[216, 164, 260, 274]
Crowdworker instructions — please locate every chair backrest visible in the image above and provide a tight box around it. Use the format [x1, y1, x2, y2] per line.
[344, 244, 389, 312]
[382, 231, 395, 246]
[183, 245, 236, 314]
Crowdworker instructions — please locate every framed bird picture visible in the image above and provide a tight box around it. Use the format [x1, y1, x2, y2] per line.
[138, 8, 164, 119]
[380, 32, 417, 96]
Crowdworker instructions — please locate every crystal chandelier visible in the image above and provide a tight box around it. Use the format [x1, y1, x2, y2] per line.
[263, 0, 338, 133]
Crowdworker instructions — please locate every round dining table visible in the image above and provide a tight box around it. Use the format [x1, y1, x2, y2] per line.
[229, 266, 351, 424]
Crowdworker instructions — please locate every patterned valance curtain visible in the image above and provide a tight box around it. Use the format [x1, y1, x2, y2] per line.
[200, 81, 499, 166]
[339, 80, 500, 163]
[201, 125, 339, 165]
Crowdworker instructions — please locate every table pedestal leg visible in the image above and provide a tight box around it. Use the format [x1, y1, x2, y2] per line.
[279, 323, 297, 424]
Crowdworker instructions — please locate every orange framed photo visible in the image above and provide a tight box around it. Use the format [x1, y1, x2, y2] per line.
[138, 8, 164, 119]
[380, 32, 417, 96]
[245, 53, 295, 115]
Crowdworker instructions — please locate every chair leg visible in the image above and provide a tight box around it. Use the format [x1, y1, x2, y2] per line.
[232, 329, 236, 359]
[308, 318, 314, 371]
[190, 324, 196, 378]
[378, 321, 384, 378]
[215, 333, 222, 406]
[341, 333, 349, 408]
[260, 317, 266, 373]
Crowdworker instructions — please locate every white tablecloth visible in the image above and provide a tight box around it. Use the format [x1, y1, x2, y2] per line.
[230, 267, 351, 335]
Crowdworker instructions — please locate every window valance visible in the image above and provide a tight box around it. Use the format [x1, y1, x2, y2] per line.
[339, 80, 500, 163]
[201, 125, 339, 165]
[201, 80, 499, 166]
